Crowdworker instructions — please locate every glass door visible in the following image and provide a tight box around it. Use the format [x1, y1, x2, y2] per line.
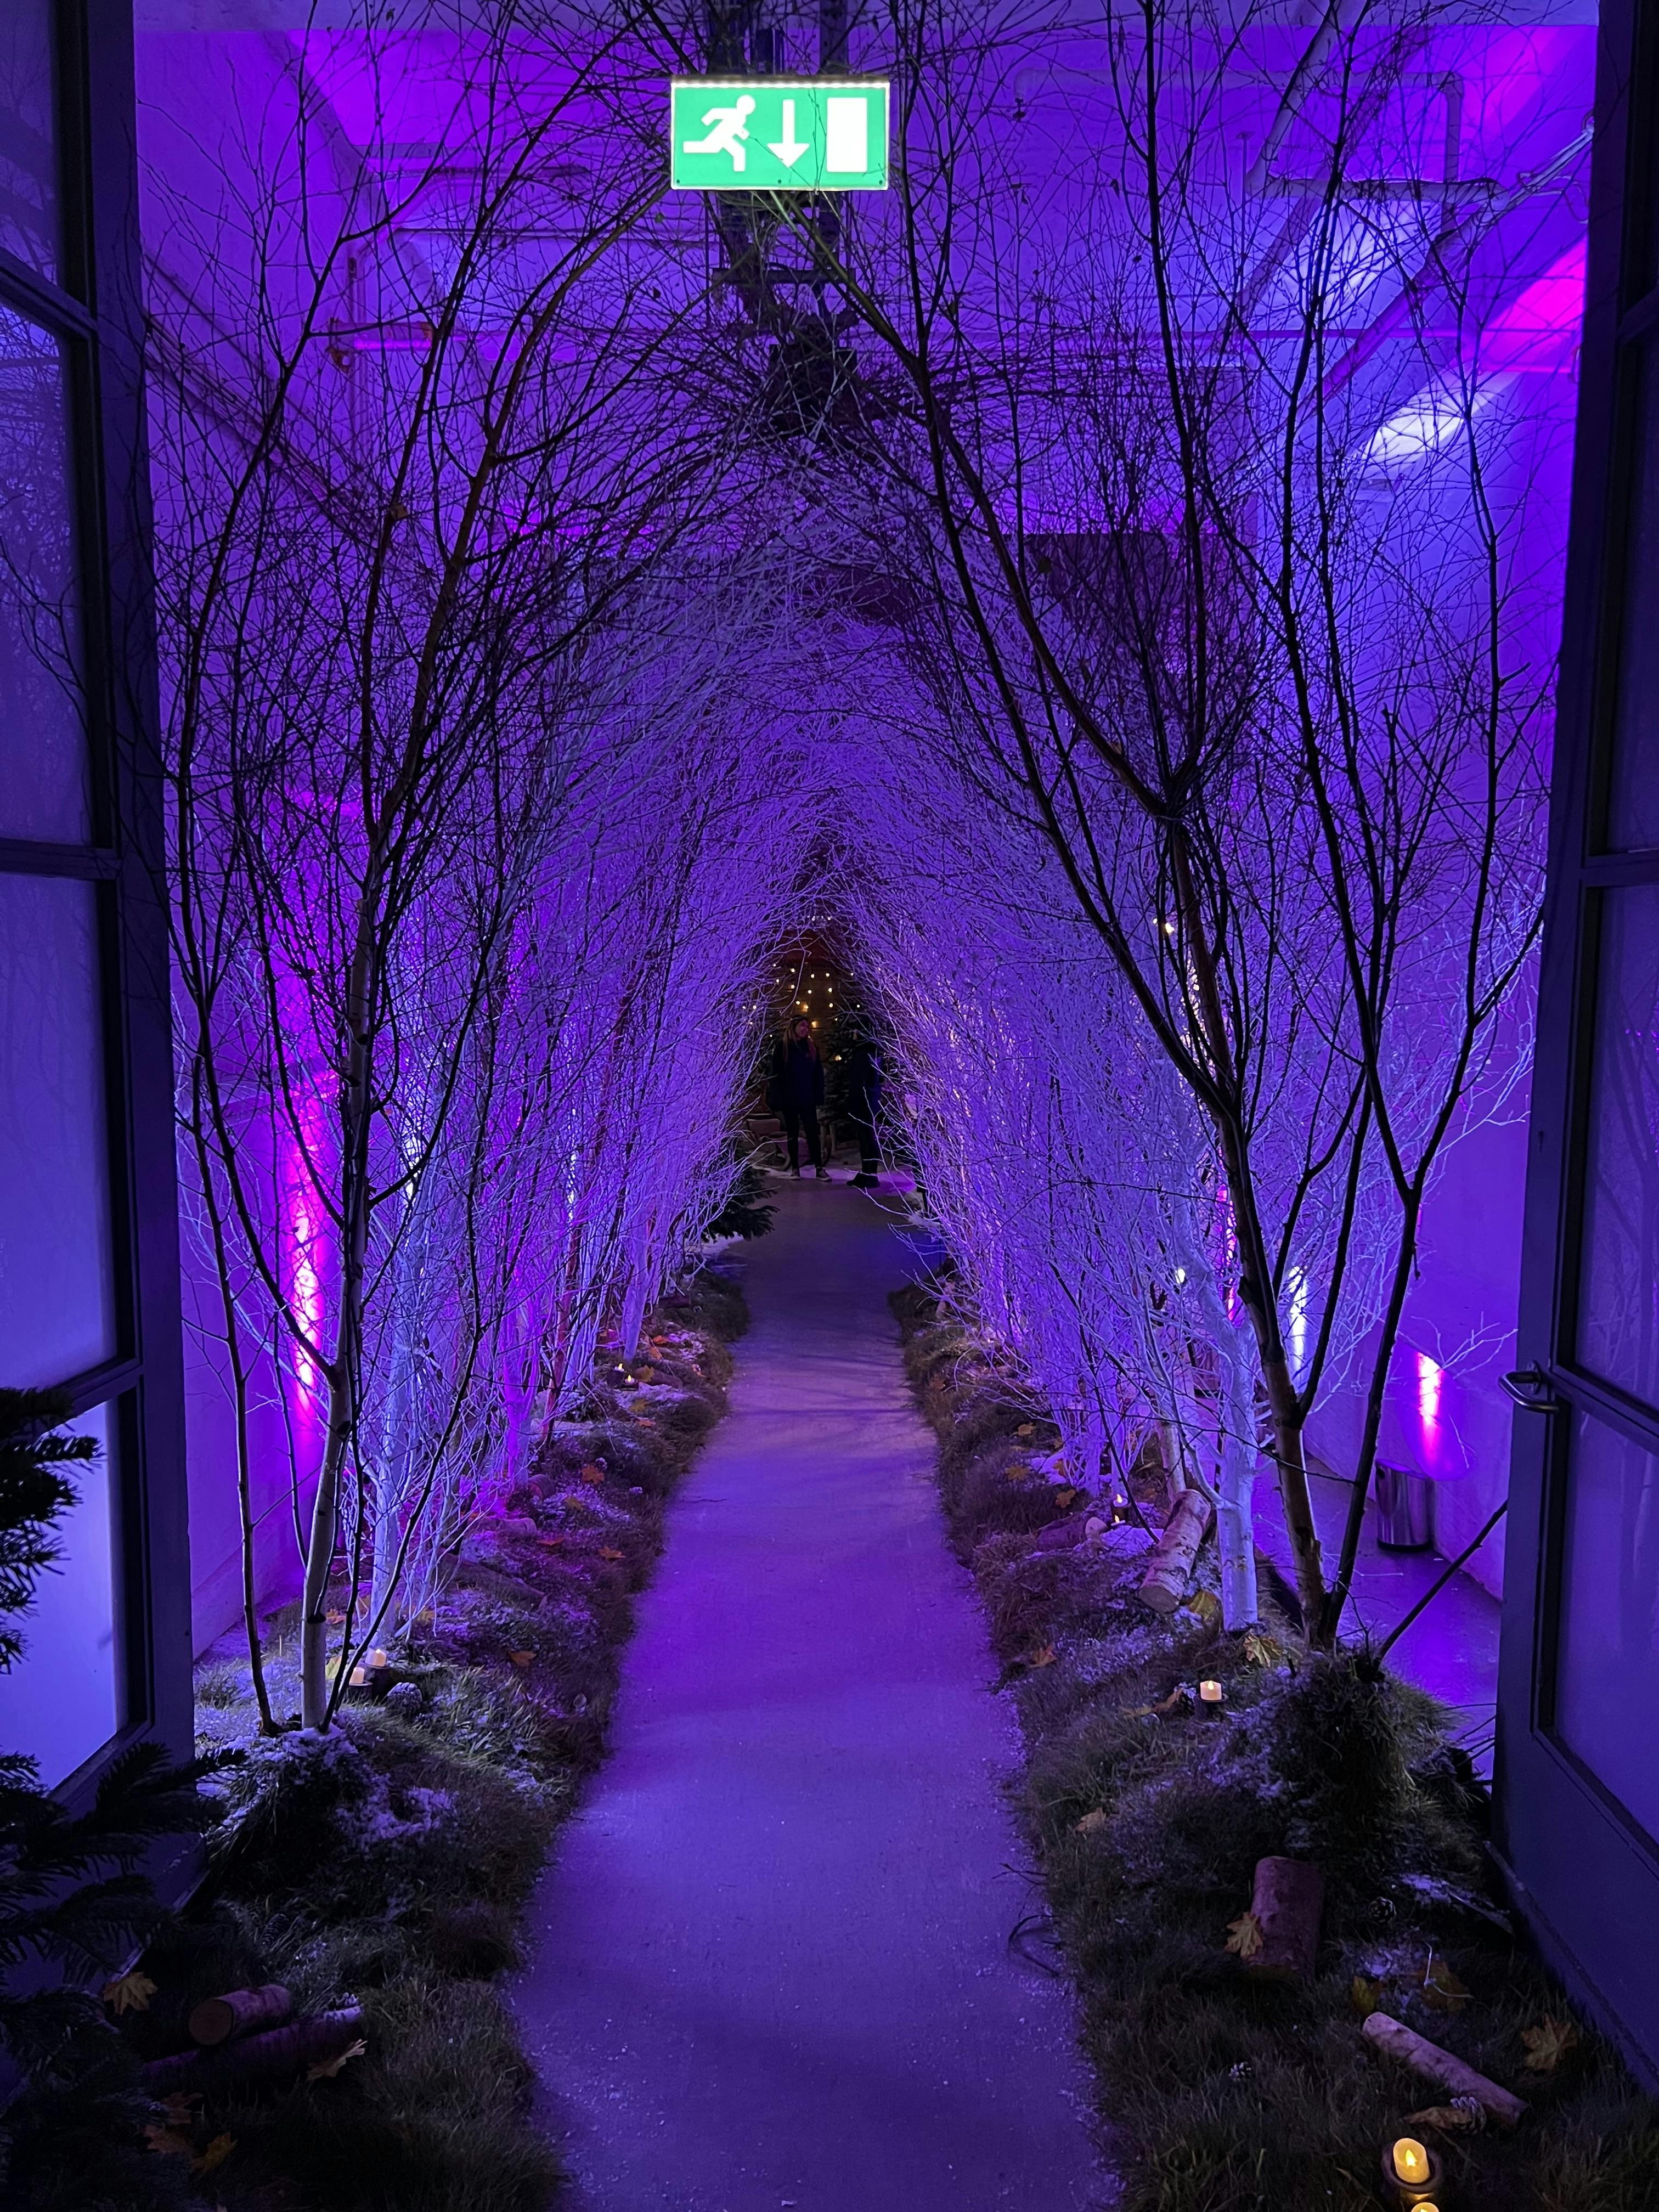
[1495, 0, 1659, 2086]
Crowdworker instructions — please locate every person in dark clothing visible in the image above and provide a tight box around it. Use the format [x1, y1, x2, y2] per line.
[844, 1032, 883, 1188]
[775, 1016, 828, 1178]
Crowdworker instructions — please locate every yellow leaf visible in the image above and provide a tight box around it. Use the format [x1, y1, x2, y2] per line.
[1016, 1423, 1034, 1438]
[598, 1545, 625, 1561]
[578, 1462, 606, 1485]
[1407, 2102, 1487, 2133]
[326, 1610, 346, 1624]
[1350, 1975, 1383, 2018]
[1074, 1808, 1108, 1835]
[1025, 1644, 1058, 1669]
[101, 1969, 157, 2015]
[1521, 2016, 1580, 2073]
[1225, 1911, 1265, 1961]
[1244, 1630, 1286, 1668]
[307, 2036, 368, 2083]
[1053, 1486, 1079, 1508]
[1183, 1589, 1222, 1626]
[1421, 1955, 1471, 2012]
[193, 2135, 236, 2175]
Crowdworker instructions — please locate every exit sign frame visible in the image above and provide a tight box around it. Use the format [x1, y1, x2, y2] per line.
[670, 76, 890, 193]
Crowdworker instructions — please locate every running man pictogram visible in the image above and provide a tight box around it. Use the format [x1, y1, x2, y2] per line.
[680, 92, 757, 173]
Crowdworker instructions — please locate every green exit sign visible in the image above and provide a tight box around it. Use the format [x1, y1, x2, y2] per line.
[670, 77, 889, 191]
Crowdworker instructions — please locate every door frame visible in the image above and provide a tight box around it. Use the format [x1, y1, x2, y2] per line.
[1492, 0, 1659, 2089]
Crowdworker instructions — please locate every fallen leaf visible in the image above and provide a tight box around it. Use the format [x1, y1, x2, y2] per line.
[1421, 1954, 1471, 2012]
[159, 2095, 200, 2127]
[1225, 1911, 1265, 1961]
[1350, 1974, 1383, 2018]
[194, 2135, 236, 2175]
[1016, 1423, 1034, 1438]
[1074, 1808, 1109, 1835]
[1153, 1686, 1188, 1712]
[538, 1534, 566, 1550]
[1183, 1589, 1222, 1626]
[1025, 1644, 1058, 1669]
[578, 1462, 606, 1485]
[144, 2124, 195, 2158]
[1052, 1486, 1079, 1508]
[1407, 2100, 1487, 2134]
[509, 1650, 535, 1668]
[634, 1417, 657, 1430]
[101, 1969, 157, 2015]
[326, 1609, 346, 1625]
[307, 2036, 368, 2083]
[1244, 1630, 1286, 1668]
[598, 1545, 625, 1562]
[1521, 2016, 1580, 2073]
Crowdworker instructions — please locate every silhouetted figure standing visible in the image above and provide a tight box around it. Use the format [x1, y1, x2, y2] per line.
[845, 1031, 883, 1187]
[776, 1017, 827, 1178]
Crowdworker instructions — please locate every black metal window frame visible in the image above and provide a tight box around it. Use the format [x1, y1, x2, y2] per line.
[0, 0, 190, 1812]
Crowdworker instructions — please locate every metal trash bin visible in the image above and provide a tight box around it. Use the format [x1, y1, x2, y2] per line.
[1374, 1461, 1434, 1551]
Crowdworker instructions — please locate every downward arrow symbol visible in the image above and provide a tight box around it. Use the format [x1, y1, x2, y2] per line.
[766, 99, 810, 167]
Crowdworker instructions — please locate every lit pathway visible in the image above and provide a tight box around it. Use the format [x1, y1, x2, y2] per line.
[513, 1176, 1105, 2212]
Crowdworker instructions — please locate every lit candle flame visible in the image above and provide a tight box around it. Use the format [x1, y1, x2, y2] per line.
[1392, 2138, 1431, 2186]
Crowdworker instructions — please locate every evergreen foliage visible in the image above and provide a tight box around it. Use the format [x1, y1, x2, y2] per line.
[0, 1389, 93, 1671]
[0, 1392, 201, 2205]
[703, 1158, 777, 1242]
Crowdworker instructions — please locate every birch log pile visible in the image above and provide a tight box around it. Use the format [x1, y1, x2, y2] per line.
[1138, 1489, 1214, 1613]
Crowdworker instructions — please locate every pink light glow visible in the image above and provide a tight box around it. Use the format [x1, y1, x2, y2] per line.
[1477, 241, 1589, 377]
[279, 1088, 329, 1451]
[1416, 1347, 1443, 1427]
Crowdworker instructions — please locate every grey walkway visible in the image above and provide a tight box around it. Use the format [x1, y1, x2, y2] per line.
[513, 1176, 1104, 2212]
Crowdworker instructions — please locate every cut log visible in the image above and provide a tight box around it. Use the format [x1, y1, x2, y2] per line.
[1361, 2012, 1527, 2128]
[188, 1982, 294, 2047]
[1243, 1856, 1324, 1980]
[142, 2007, 364, 2095]
[1137, 1489, 1214, 1613]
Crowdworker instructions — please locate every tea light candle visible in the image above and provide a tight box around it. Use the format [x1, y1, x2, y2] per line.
[1393, 2140, 1430, 2185]
[369, 1648, 390, 1669]
[1198, 1679, 1224, 1707]
[1383, 2135, 1442, 2208]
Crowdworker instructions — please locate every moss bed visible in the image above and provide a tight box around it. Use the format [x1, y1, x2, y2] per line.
[893, 1281, 1659, 2212]
[7, 1263, 748, 2212]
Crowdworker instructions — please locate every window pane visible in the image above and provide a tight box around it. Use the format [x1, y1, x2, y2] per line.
[0, 1, 57, 284]
[1607, 346, 1659, 849]
[1554, 1409, 1659, 1847]
[2, 1400, 122, 1790]
[0, 306, 87, 841]
[0, 874, 116, 1386]
[1576, 885, 1659, 1406]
